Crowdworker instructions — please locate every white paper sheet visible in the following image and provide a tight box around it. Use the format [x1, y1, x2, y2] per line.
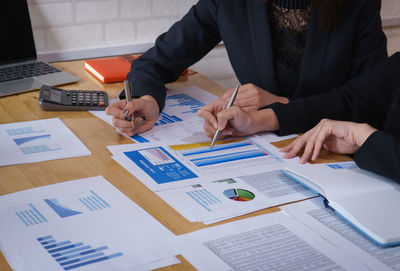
[0, 118, 90, 166]
[108, 138, 286, 191]
[0, 176, 179, 271]
[282, 198, 400, 271]
[156, 169, 316, 224]
[171, 211, 367, 271]
[91, 86, 217, 144]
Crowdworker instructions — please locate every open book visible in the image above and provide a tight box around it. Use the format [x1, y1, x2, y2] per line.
[282, 164, 400, 247]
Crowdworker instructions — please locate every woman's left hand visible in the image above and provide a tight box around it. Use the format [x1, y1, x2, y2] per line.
[280, 119, 377, 164]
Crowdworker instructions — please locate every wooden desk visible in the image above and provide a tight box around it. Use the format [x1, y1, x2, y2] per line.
[0, 60, 280, 271]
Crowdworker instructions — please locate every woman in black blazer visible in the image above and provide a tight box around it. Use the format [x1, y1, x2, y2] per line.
[106, 0, 388, 137]
[280, 53, 400, 182]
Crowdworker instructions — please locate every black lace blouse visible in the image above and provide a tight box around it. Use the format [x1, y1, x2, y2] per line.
[269, 0, 311, 97]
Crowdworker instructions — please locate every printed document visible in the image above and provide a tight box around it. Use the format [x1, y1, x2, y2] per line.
[171, 211, 368, 270]
[91, 86, 217, 144]
[108, 138, 285, 191]
[156, 169, 316, 224]
[0, 176, 179, 271]
[0, 118, 90, 166]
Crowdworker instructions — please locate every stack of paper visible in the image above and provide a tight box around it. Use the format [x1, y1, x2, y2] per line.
[0, 176, 179, 271]
[0, 118, 91, 166]
[108, 137, 317, 224]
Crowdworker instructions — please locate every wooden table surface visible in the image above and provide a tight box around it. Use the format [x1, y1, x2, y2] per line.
[0, 60, 280, 271]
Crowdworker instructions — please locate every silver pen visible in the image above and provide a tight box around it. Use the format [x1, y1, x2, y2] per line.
[123, 80, 135, 128]
[210, 85, 240, 148]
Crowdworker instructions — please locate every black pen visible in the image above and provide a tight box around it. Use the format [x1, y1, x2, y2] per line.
[210, 85, 240, 148]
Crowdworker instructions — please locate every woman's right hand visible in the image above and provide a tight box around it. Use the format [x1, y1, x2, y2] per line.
[197, 104, 279, 139]
[280, 119, 377, 164]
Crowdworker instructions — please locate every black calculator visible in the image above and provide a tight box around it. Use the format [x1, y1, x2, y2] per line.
[39, 85, 109, 111]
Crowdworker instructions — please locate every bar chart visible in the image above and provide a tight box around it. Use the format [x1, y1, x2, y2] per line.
[15, 203, 48, 227]
[170, 139, 282, 177]
[12, 134, 62, 154]
[78, 190, 111, 212]
[37, 235, 123, 270]
[6, 125, 45, 136]
[166, 93, 205, 114]
[186, 188, 222, 212]
[172, 140, 271, 167]
[154, 112, 183, 126]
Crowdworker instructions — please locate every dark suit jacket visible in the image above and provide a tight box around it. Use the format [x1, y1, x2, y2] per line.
[354, 53, 400, 182]
[125, 0, 387, 135]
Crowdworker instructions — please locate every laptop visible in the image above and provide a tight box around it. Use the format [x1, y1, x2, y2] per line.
[0, 1, 79, 97]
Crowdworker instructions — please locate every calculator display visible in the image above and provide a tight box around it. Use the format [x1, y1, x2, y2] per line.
[49, 90, 62, 103]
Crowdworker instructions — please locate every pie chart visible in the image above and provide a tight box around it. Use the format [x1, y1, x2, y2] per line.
[223, 189, 255, 201]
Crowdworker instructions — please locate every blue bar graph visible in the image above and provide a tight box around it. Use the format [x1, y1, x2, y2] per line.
[166, 93, 205, 114]
[79, 190, 111, 212]
[15, 203, 48, 227]
[178, 140, 269, 167]
[186, 189, 221, 212]
[20, 144, 61, 154]
[52, 245, 91, 258]
[154, 112, 183, 126]
[180, 141, 251, 156]
[6, 126, 45, 136]
[186, 189, 222, 212]
[190, 150, 267, 167]
[131, 134, 150, 143]
[37, 235, 123, 270]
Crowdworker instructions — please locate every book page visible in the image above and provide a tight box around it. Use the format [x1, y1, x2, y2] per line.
[283, 164, 399, 199]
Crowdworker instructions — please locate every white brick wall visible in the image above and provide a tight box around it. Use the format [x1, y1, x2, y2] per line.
[28, 0, 196, 52]
[27, 0, 400, 90]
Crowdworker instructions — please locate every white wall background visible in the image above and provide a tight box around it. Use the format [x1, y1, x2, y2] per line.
[28, 0, 400, 89]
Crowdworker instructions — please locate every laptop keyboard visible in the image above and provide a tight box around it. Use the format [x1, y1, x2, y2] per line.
[0, 62, 61, 83]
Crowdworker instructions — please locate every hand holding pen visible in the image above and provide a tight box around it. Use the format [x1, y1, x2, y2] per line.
[123, 80, 136, 129]
[210, 85, 240, 148]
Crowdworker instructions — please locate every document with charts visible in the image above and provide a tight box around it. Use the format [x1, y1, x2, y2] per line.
[0, 176, 179, 271]
[0, 118, 90, 166]
[108, 138, 286, 191]
[170, 211, 368, 271]
[156, 169, 316, 224]
[90, 86, 217, 144]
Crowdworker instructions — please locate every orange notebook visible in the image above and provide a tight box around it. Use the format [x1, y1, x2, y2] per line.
[84, 55, 139, 83]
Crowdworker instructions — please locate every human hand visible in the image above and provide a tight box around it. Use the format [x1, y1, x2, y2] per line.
[196, 98, 229, 138]
[221, 83, 289, 111]
[280, 119, 377, 164]
[198, 104, 279, 139]
[105, 95, 160, 136]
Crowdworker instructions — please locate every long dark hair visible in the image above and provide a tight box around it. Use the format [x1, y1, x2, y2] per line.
[265, 0, 348, 31]
[311, 0, 347, 31]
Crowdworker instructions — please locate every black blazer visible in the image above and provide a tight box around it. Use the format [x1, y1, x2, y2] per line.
[354, 53, 400, 182]
[125, 0, 387, 134]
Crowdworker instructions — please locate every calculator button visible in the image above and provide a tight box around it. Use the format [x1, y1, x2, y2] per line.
[98, 101, 105, 106]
